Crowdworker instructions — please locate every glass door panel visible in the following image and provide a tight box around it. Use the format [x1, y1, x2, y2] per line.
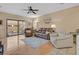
[7, 20, 18, 36]
[18, 21, 25, 47]
[19, 21, 25, 35]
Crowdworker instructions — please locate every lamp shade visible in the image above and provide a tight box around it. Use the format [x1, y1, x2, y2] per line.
[51, 24, 56, 28]
[12, 25, 14, 27]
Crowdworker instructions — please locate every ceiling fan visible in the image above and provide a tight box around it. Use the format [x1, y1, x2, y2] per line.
[24, 6, 39, 14]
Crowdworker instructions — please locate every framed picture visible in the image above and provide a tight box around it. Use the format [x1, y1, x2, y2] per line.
[0, 20, 2, 25]
[44, 18, 51, 24]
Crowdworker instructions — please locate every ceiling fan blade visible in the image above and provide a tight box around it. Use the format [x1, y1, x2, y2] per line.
[32, 11, 36, 14]
[33, 9, 39, 11]
[26, 6, 38, 14]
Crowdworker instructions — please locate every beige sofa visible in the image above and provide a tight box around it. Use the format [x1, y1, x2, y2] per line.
[50, 32, 73, 48]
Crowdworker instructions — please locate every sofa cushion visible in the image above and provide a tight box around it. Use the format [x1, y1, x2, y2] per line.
[50, 32, 58, 37]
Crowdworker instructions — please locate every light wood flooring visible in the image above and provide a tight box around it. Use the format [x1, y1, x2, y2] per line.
[4, 35, 76, 55]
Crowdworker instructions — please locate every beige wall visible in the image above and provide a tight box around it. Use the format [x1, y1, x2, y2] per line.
[38, 6, 79, 32]
[25, 17, 34, 28]
[0, 12, 26, 52]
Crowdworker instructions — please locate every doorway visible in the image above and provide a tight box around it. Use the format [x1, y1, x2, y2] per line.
[6, 19, 25, 52]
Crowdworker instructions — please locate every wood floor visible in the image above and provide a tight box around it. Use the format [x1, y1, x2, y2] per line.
[4, 35, 76, 55]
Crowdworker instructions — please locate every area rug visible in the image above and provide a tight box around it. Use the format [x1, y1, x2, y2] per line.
[22, 37, 49, 48]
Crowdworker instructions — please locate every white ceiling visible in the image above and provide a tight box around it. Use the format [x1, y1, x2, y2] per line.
[0, 3, 79, 18]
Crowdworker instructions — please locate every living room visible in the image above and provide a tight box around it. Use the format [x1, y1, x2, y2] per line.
[0, 3, 79, 55]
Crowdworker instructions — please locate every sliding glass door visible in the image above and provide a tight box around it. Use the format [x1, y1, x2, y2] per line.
[6, 19, 25, 51]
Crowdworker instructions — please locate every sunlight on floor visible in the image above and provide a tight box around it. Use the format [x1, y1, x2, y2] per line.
[6, 35, 25, 52]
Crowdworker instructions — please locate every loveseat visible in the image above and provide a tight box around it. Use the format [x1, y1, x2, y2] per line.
[34, 28, 51, 40]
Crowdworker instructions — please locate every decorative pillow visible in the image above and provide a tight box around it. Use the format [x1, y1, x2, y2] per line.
[42, 31, 45, 34]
